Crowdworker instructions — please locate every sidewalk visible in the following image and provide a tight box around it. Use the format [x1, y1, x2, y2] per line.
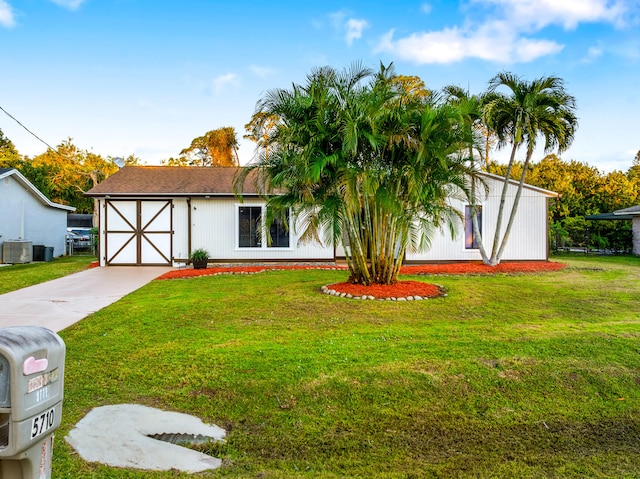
[0, 266, 173, 332]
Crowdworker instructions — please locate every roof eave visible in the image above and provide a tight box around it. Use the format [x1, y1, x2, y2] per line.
[1, 168, 76, 212]
[478, 172, 559, 197]
[85, 192, 263, 198]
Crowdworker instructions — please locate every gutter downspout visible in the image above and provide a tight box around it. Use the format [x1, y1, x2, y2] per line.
[187, 197, 192, 261]
[19, 199, 25, 239]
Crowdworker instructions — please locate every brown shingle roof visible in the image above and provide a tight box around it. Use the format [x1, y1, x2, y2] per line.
[85, 166, 263, 197]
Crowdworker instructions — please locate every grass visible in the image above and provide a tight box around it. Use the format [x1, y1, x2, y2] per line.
[51, 255, 640, 478]
[0, 255, 96, 294]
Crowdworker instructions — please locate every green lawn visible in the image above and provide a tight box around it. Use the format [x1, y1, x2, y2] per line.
[0, 255, 96, 294]
[55, 255, 640, 478]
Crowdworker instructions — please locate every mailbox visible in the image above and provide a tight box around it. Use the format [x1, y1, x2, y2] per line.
[0, 326, 65, 479]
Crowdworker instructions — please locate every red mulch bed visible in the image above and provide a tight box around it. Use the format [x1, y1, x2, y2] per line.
[326, 280, 444, 299]
[157, 261, 566, 300]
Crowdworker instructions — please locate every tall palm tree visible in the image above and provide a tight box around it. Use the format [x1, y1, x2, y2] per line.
[443, 85, 491, 263]
[237, 62, 475, 285]
[482, 72, 578, 265]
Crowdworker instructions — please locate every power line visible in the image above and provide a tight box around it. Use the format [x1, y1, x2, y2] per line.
[0, 104, 56, 151]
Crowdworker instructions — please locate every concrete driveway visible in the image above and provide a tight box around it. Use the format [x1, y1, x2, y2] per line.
[0, 266, 173, 332]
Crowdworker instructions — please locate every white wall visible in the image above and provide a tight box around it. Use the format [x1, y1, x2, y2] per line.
[189, 198, 334, 262]
[334, 176, 552, 262]
[96, 177, 552, 266]
[0, 175, 68, 259]
[407, 177, 551, 262]
[632, 217, 640, 256]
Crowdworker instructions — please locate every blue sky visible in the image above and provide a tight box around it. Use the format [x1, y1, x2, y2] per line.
[1, 0, 639, 172]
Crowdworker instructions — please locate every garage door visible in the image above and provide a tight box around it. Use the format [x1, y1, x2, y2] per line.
[105, 200, 172, 266]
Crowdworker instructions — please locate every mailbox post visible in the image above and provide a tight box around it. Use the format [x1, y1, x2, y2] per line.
[0, 327, 65, 479]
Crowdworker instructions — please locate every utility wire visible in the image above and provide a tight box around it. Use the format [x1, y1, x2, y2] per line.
[0, 104, 56, 151]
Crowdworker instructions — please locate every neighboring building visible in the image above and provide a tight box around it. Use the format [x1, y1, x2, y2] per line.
[587, 206, 640, 255]
[0, 168, 75, 262]
[67, 213, 93, 229]
[619, 206, 640, 255]
[85, 166, 557, 267]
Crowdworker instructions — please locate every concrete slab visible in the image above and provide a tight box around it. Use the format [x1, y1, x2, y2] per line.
[0, 266, 172, 331]
[66, 404, 226, 473]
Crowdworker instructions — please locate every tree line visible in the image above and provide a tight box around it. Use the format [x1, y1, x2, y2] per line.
[0, 125, 241, 213]
[488, 153, 640, 252]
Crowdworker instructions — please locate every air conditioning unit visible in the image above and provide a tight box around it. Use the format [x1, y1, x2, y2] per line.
[2, 240, 33, 264]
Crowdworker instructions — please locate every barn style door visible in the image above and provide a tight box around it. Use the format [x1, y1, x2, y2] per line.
[104, 200, 172, 266]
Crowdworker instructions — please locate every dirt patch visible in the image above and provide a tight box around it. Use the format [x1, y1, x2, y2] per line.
[157, 261, 566, 300]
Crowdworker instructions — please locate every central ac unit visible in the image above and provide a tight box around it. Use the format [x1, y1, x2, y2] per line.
[2, 240, 33, 264]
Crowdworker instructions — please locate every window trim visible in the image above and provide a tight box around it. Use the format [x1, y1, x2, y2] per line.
[464, 204, 483, 250]
[237, 204, 263, 248]
[235, 203, 293, 250]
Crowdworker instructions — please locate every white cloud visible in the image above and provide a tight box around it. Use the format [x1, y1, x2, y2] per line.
[375, 0, 632, 64]
[329, 10, 369, 46]
[49, 0, 85, 10]
[479, 0, 632, 30]
[0, 0, 15, 28]
[376, 23, 562, 64]
[249, 65, 275, 78]
[329, 10, 346, 29]
[582, 45, 604, 63]
[212, 73, 239, 93]
[513, 37, 564, 62]
[345, 18, 369, 46]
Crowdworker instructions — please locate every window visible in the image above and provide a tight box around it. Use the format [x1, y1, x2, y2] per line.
[465, 205, 482, 249]
[269, 210, 290, 248]
[238, 206, 291, 248]
[239, 206, 262, 247]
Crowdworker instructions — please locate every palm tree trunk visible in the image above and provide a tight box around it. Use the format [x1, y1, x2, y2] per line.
[495, 148, 533, 260]
[489, 142, 519, 265]
[468, 146, 490, 264]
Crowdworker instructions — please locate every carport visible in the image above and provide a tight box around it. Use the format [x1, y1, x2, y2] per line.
[585, 205, 640, 255]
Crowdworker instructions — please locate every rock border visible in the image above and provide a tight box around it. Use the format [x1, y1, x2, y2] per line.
[320, 284, 447, 301]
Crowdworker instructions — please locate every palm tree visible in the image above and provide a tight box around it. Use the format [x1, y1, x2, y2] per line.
[237, 62, 475, 285]
[443, 85, 492, 263]
[482, 72, 578, 265]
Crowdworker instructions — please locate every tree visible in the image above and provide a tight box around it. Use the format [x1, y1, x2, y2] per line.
[244, 112, 279, 163]
[237, 62, 474, 285]
[26, 139, 138, 215]
[479, 72, 578, 265]
[443, 85, 492, 257]
[175, 127, 240, 166]
[488, 154, 637, 252]
[0, 129, 20, 161]
[629, 150, 640, 182]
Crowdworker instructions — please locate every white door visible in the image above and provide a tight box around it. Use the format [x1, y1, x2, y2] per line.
[105, 200, 172, 266]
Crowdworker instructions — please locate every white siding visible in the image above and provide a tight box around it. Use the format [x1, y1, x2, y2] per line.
[94, 173, 553, 266]
[407, 176, 551, 262]
[632, 217, 640, 256]
[189, 198, 333, 261]
[171, 199, 190, 263]
[0, 175, 68, 259]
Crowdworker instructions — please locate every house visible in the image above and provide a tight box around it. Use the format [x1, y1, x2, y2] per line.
[0, 168, 75, 263]
[85, 166, 557, 267]
[406, 171, 558, 262]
